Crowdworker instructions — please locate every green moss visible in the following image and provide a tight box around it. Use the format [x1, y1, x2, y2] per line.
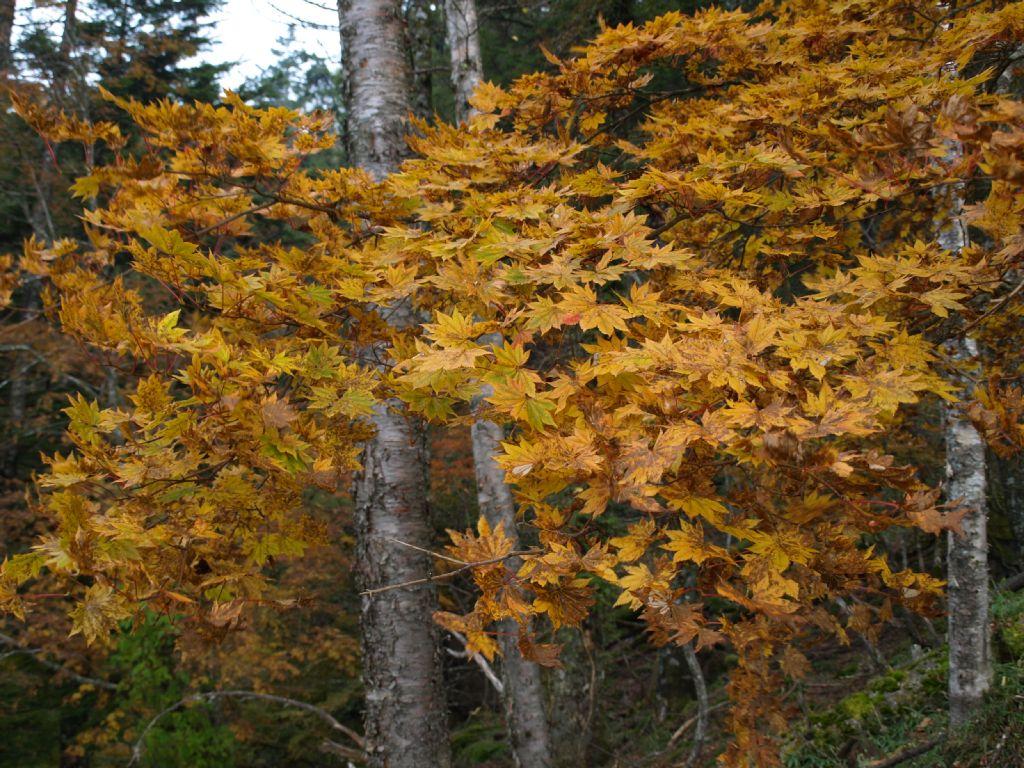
[869, 669, 906, 693]
[839, 691, 880, 720]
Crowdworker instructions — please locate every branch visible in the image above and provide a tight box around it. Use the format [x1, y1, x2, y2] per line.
[129, 689, 365, 766]
[0, 631, 116, 690]
[0, 343, 100, 398]
[667, 701, 728, 749]
[866, 735, 944, 768]
[998, 571, 1024, 592]
[359, 540, 539, 597]
[960, 275, 1024, 334]
[446, 630, 505, 695]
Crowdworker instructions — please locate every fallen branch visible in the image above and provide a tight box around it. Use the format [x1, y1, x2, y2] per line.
[998, 571, 1024, 592]
[666, 700, 728, 748]
[866, 735, 945, 768]
[129, 689, 365, 766]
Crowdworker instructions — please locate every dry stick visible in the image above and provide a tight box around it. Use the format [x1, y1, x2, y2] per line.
[960, 275, 1024, 334]
[666, 701, 728, 749]
[129, 689, 365, 766]
[998, 571, 1024, 592]
[865, 735, 945, 768]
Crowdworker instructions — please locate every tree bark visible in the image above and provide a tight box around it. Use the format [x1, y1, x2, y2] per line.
[354, 399, 451, 768]
[444, 0, 551, 749]
[443, 0, 552, 752]
[944, 336, 991, 728]
[471, 407, 553, 768]
[406, 0, 435, 120]
[680, 643, 708, 768]
[338, 0, 415, 181]
[337, 0, 450, 765]
[443, 0, 483, 124]
[936, 41, 991, 729]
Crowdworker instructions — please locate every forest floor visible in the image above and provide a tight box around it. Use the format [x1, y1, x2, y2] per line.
[679, 589, 1024, 768]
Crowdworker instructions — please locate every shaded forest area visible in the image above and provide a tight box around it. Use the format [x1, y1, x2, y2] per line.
[1, 1, 1024, 767]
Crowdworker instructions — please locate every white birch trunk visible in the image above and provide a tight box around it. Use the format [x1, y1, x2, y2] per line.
[337, 0, 451, 765]
[443, 0, 553, 752]
[944, 336, 991, 727]
[444, 0, 483, 124]
[935, 47, 991, 722]
[471, 400, 554, 768]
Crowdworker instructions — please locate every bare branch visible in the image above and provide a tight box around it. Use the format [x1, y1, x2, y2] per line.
[0, 631, 116, 690]
[359, 540, 539, 597]
[129, 689, 365, 766]
[446, 629, 504, 695]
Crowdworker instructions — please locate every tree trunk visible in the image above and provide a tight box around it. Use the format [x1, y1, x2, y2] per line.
[443, 0, 483, 124]
[354, 394, 451, 768]
[338, 0, 415, 181]
[447, 0, 552, 747]
[406, 0, 435, 120]
[337, 0, 451, 766]
[471, 407, 553, 768]
[944, 336, 991, 728]
[0, 0, 14, 75]
[936, 43, 991, 729]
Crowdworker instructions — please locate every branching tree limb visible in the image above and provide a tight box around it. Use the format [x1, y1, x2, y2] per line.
[0, 631, 116, 690]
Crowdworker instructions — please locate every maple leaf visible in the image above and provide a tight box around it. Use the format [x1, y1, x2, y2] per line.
[518, 633, 563, 668]
[609, 518, 657, 563]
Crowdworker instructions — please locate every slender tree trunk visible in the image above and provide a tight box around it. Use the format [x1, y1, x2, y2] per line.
[472, 407, 553, 768]
[447, 0, 552, 749]
[444, 0, 482, 123]
[0, 0, 14, 75]
[58, 0, 77, 63]
[406, 0, 434, 119]
[935, 37, 991, 727]
[944, 337, 991, 728]
[337, 1, 450, 766]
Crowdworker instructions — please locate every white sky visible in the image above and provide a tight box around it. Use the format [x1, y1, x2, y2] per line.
[207, 0, 340, 89]
[13, 0, 341, 90]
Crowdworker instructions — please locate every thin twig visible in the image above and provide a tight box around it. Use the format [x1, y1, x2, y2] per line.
[960, 275, 1024, 334]
[360, 542, 538, 597]
[667, 701, 728, 748]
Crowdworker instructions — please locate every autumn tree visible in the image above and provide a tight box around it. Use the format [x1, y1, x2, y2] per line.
[3, 3, 1024, 768]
